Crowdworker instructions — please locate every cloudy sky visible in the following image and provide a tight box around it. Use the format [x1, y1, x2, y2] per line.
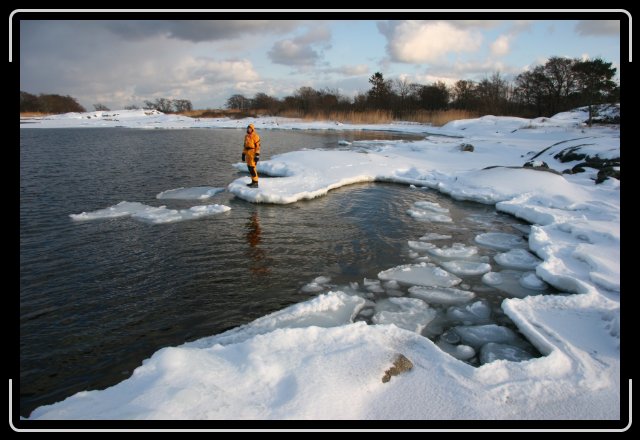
[19, 18, 621, 110]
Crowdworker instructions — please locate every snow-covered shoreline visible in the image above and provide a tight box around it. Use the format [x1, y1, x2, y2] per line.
[23, 108, 621, 421]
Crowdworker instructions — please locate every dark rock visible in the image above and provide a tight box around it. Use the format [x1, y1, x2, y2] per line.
[554, 145, 589, 163]
[571, 165, 586, 174]
[554, 146, 620, 172]
[595, 166, 620, 184]
[460, 143, 474, 152]
[382, 354, 413, 383]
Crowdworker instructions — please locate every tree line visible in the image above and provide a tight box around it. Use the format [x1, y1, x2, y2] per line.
[225, 56, 618, 125]
[95, 98, 194, 113]
[20, 91, 86, 114]
[20, 93, 194, 115]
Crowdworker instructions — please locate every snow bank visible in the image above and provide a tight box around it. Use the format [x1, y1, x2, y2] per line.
[29, 288, 620, 420]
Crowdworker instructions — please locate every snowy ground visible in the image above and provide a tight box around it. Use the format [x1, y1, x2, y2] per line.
[22, 107, 621, 421]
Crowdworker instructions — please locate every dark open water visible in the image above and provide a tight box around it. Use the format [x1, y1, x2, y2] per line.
[20, 127, 536, 417]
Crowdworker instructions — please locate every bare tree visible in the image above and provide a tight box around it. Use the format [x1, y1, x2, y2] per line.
[252, 93, 280, 113]
[143, 98, 173, 113]
[394, 78, 412, 111]
[155, 98, 173, 113]
[514, 67, 548, 116]
[294, 87, 319, 112]
[543, 57, 578, 115]
[476, 72, 509, 115]
[451, 80, 477, 110]
[172, 99, 193, 113]
[418, 81, 450, 110]
[225, 94, 250, 110]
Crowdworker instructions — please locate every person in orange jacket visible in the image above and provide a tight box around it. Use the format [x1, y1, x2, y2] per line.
[242, 123, 261, 188]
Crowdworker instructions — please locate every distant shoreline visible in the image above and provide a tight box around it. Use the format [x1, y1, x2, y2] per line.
[20, 109, 479, 126]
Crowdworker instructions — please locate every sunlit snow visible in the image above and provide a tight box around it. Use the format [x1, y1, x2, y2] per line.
[378, 262, 462, 288]
[70, 201, 230, 224]
[408, 286, 475, 305]
[156, 186, 225, 200]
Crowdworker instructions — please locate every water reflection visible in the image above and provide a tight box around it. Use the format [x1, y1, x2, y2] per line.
[245, 212, 270, 276]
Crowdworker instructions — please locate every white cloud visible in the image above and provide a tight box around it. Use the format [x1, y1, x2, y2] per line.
[456, 59, 521, 76]
[106, 20, 301, 42]
[189, 58, 259, 83]
[449, 20, 502, 29]
[269, 39, 321, 66]
[490, 35, 511, 57]
[19, 20, 270, 109]
[575, 20, 620, 36]
[378, 21, 482, 63]
[129, 57, 261, 108]
[295, 25, 331, 45]
[420, 59, 523, 84]
[323, 64, 369, 76]
[268, 25, 331, 66]
[402, 73, 459, 87]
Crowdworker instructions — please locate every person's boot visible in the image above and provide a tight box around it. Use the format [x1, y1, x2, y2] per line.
[247, 181, 259, 188]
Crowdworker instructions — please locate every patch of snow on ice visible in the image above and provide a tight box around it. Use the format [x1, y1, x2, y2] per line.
[156, 186, 225, 200]
[494, 249, 542, 270]
[407, 209, 453, 223]
[519, 272, 549, 291]
[453, 324, 523, 350]
[475, 232, 527, 251]
[446, 300, 493, 326]
[440, 260, 492, 276]
[408, 286, 475, 305]
[423, 243, 479, 259]
[414, 201, 449, 213]
[378, 262, 462, 288]
[479, 342, 535, 364]
[483, 270, 548, 298]
[70, 201, 231, 224]
[419, 233, 452, 241]
[372, 297, 437, 334]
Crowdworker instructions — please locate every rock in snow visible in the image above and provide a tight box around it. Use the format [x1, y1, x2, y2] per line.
[381, 354, 414, 383]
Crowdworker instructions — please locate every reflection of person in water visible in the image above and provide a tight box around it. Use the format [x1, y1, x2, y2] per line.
[246, 212, 270, 275]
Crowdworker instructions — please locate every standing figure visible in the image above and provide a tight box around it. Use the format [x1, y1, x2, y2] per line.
[242, 123, 260, 188]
